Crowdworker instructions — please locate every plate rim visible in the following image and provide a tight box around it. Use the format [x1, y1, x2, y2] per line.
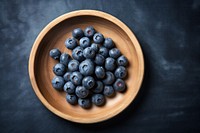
[28, 10, 144, 124]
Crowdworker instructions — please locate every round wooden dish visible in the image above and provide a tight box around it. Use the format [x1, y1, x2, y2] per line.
[29, 10, 144, 123]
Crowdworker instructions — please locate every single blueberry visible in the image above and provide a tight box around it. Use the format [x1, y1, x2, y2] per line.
[79, 59, 94, 76]
[92, 94, 105, 106]
[103, 86, 115, 97]
[109, 48, 121, 59]
[72, 28, 84, 39]
[79, 37, 91, 48]
[49, 48, 61, 60]
[72, 46, 85, 61]
[94, 54, 105, 66]
[82, 76, 95, 89]
[115, 66, 127, 79]
[91, 81, 103, 93]
[98, 47, 109, 58]
[105, 57, 116, 71]
[84, 26, 96, 38]
[64, 81, 76, 94]
[103, 38, 114, 49]
[93, 33, 104, 44]
[70, 71, 83, 85]
[65, 38, 77, 50]
[117, 55, 128, 66]
[53, 63, 66, 76]
[95, 66, 105, 79]
[75, 86, 89, 98]
[83, 47, 96, 59]
[66, 94, 78, 105]
[78, 98, 91, 109]
[90, 43, 99, 52]
[60, 53, 71, 66]
[103, 71, 115, 85]
[68, 60, 79, 72]
[51, 76, 65, 90]
[113, 79, 126, 92]
[63, 72, 72, 82]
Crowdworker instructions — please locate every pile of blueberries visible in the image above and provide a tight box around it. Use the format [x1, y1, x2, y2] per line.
[49, 26, 128, 109]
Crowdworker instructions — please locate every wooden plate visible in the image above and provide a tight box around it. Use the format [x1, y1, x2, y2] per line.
[29, 10, 144, 123]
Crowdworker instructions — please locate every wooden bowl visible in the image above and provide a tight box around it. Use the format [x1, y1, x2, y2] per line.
[29, 10, 144, 123]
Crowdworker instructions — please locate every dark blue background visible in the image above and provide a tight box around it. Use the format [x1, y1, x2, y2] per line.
[0, 0, 200, 132]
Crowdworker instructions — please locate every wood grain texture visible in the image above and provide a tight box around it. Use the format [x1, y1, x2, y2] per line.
[28, 10, 144, 123]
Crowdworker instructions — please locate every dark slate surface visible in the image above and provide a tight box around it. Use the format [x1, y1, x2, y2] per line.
[0, 0, 200, 132]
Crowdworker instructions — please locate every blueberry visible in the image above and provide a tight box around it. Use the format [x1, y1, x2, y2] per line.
[94, 54, 105, 66]
[70, 71, 83, 85]
[95, 66, 105, 79]
[103, 86, 115, 97]
[83, 47, 96, 59]
[105, 57, 116, 71]
[49, 48, 61, 60]
[65, 38, 77, 50]
[72, 46, 85, 61]
[75, 86, 89, 98]
[117, 55, 128, 66]
[103, 71, 115, 85]
[82, 76, 95, 89]
[113, 79, 126, 92]
[72, 28, 84, 39]
[68, 60, 79, 72]
[103, 38, 114, 49]
[91, 81, 103, 93]
[60, 53, 71, 66]
[79, 37, 91, 48]
[63, 72, 71, 82]
[90, 43, 99, 52]
[109, 48, 121, 59]
[98, 47, 109, 58]
[84, 26, 96, 38]
[79, 59, 94, 76]
[115, 66, 127, 79]
[78, 98, 91, 109]
[51, 76, 65, 90]
[92, 94, 105, 106]
[93, 33, 104, 44]
[66, 94, 78, 105]
[64, 81, 75, 94]
[53, 63, 66, 76]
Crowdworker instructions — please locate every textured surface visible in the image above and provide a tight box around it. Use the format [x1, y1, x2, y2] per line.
[0, 0, 200, 132]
